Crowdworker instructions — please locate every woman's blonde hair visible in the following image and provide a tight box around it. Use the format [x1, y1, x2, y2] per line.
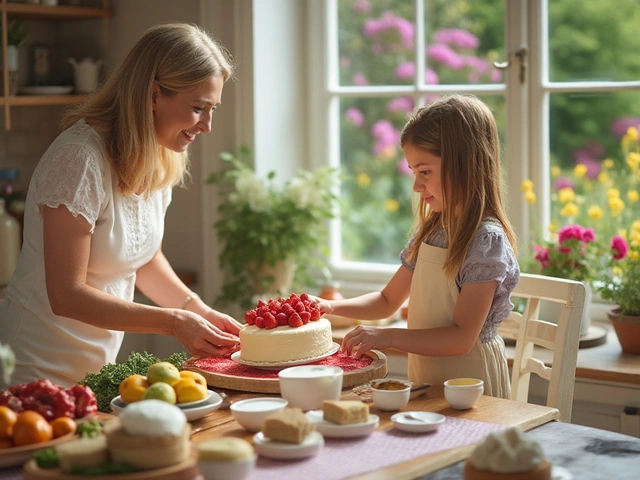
[63, 23, 234, 197]
[400, 94, 517, 279]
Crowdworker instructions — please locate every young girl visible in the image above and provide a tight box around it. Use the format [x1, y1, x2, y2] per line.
[316, 94, 519, 398]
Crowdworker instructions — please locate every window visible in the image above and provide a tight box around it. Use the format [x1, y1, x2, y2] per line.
[313, 0, 640, 292]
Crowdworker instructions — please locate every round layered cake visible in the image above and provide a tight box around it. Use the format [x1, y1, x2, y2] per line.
[239, 318, 333, 363]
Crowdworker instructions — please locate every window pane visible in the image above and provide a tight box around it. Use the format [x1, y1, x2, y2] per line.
[338, 0, 415, 87]
[548, 0, 640, 82]
[424, 0, 505, 85]
[548, 92, 640, 241]
[339, 94, 506, 264]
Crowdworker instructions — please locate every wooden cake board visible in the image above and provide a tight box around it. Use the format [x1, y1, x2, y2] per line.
[184, 350, 388, 394]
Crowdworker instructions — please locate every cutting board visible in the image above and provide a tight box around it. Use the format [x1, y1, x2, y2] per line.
[184, 350, 388, 394]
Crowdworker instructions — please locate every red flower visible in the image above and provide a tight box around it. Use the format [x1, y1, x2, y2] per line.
[610, 235, 629, 261]
[534, 245, 550, 268]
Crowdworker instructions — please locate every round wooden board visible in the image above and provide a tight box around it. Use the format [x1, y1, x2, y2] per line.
[184, 350, 388, 394]
[23, 453, 198, 480]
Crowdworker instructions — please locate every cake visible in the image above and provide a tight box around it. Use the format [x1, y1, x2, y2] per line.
[464, 428, 552, 480]
[197, 437, 255, 462]
[239, 293, 333, 363]
[105, 399, 191, 470]
[262, 407, 314, 443]
[322, 400, 369, 425]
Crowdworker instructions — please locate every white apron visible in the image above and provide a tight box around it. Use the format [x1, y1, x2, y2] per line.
[407, 242, 511, 398]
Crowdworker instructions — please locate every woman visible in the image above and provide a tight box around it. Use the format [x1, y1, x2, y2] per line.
[0, 23, 241, 387]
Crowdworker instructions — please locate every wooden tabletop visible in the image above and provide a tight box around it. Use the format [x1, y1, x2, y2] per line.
[333, 321, 640, 386]
[190, 386, 559, 480]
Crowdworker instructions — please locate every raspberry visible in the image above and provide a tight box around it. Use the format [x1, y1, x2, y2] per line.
[288, 312, 303, 328]
[300, 311, 311, 324]
[255, 316, 265, 328]
[276, 313, 288, 326]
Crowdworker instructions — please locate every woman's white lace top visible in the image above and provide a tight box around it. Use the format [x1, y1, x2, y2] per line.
[0, 120, 171, 387]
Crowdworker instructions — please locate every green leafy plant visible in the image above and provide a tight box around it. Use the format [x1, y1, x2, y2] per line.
[5, 20, 29, 47]
[207, 147, 340, 309]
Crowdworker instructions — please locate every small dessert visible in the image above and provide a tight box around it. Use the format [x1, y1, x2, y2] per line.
[55, 436, 108, 474]
[464, 428, 552, 480]
[239, 294, 333, 363]
[197, 437, 256, 480]
[262, 407, 314, 443]
[105, 399, 191, 470]
[322, 400, 369, 425]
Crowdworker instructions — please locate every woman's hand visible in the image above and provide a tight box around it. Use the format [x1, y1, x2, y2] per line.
[173, 309, 240, 359]
[341, 325, 391, 359]
[199, 307, 243, 336]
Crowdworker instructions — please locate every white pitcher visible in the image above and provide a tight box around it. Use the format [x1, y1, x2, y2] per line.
[68, 57, 103, 94]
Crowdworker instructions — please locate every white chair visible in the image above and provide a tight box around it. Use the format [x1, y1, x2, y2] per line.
[499, 273, 586, 422]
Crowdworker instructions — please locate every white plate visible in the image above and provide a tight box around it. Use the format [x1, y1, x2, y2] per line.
[390, 411, 446, 433]
[253, 430, 324, 460]
[18, 85, 74, 95]
[110, 391, 223, 421]
[174, 390, 216, 409]
[231, 342, 340, 369]
[306, 410, 379, 438]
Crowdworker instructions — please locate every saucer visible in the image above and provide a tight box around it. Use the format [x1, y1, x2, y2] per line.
[253, 431, 324, 460]
[306, 410, 379, 438]
[390, 411, 446, 433]
[110, 391, 222, 421]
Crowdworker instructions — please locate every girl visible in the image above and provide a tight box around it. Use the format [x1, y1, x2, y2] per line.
[317, 94, 519, 398]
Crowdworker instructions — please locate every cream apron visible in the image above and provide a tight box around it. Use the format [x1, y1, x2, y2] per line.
[407, 242, 511, 398]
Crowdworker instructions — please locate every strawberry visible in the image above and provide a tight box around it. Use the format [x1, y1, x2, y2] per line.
[257, 300, 267, 308]
[294, 301, 306, 313]
[300, 311, 311, 324]
[288, 312, 303, 328]
[276, 312, 288, 326]
[310, 308, 321, 321]
[264, 315, 278, 329]
[289, 293, 300, 304]
[300, 293, 310, 302]
[255, 316, 265, 328]
[245, 310, 257, 325]
[256, 306, 269, 318]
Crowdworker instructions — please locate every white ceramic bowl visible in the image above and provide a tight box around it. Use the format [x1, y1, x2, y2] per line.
[370, 378, 412, 411]
[198, 455, 257, 480]
[230, 397, 289, 432]
[278, 365, 344, 411]
[444, 378, 484, 410]
[390, 411, 446, 433]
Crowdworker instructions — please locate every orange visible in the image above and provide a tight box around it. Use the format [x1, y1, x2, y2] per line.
[12, 411, 53, 447]
[50, 417, 76, 438]
[119, 374, 150, 404]
[0, 406, 17, 439]
[179, 370, 207, 388]
[173, 378, 208, 404]
[0, 438, 13, 449]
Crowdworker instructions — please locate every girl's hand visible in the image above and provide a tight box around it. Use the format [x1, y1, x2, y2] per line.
[341, 325, 391, 359]
[307, 294, 335, 315]
[174, 310, 240, 358]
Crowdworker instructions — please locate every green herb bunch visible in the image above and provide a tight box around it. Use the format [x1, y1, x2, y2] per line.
[207, 147, 340, 309]
[78, 351, 187, 413]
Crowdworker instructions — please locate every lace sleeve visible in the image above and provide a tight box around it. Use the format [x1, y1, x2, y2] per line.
[34, 144, 106, 233]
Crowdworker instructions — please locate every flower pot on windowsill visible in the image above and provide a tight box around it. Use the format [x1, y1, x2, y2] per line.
[249, 258, 296, 297]
[608, 308, 640, 355]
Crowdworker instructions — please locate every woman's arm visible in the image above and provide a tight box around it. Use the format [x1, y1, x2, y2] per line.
[43, 205, 238, 357]
[315, 265, 413, 320]
[342, 280, 498, 358]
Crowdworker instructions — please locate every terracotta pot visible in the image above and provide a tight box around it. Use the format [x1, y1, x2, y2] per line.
[608, 308, 640, 355]
[249, 258, 296, 296]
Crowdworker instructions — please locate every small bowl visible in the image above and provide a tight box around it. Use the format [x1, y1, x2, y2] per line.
[390, 411, 446, 433]
[278, 365, 344, 411]
[444, 378, 484, 410]
[370, 378, 412, 411]
[198, 456, 257, 480]
[230, 397, 289, 432]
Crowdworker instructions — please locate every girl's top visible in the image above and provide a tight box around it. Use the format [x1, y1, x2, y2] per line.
[400, 218, 520, 343]
[0, 120, 171, 387]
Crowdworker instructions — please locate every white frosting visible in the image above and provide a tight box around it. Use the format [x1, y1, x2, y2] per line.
[469, 428, 545, 473]
[120, 399, 187, 437]
[239, 318, 333, 363]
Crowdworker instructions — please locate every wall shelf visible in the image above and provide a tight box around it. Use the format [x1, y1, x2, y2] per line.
[1, 0, 112, 130]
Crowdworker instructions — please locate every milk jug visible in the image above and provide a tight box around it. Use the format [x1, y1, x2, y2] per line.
[68, 57, 103, 94]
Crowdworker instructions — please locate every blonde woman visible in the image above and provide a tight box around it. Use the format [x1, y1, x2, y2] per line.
[0, 23, 241, 387]
[315, 95, 519, 398]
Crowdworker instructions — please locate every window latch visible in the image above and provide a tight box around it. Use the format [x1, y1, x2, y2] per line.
[493, 45, 528, 84]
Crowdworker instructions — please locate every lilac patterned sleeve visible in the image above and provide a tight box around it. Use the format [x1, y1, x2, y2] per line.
[458, 221, 520, 342]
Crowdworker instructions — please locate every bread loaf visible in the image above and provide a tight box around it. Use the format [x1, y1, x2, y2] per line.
[262, 407, 314, 443]
[322, 400, 369, 425]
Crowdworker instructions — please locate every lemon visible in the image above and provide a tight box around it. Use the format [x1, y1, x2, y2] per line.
[146, 362, 181, 387]
[174, 378, 208, 404]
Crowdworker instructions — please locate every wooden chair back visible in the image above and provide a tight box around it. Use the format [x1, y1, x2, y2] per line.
[499, 273, 586, 422]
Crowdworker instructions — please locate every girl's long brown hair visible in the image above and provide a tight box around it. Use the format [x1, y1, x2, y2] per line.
[63, 23, 234, 197]
[401, 94, 517, 280]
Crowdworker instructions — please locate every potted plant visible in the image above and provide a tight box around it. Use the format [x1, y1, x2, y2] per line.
[207, 147, 340, 310]
[598, 231, 640, 354]
[2, 20, 29, 95]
